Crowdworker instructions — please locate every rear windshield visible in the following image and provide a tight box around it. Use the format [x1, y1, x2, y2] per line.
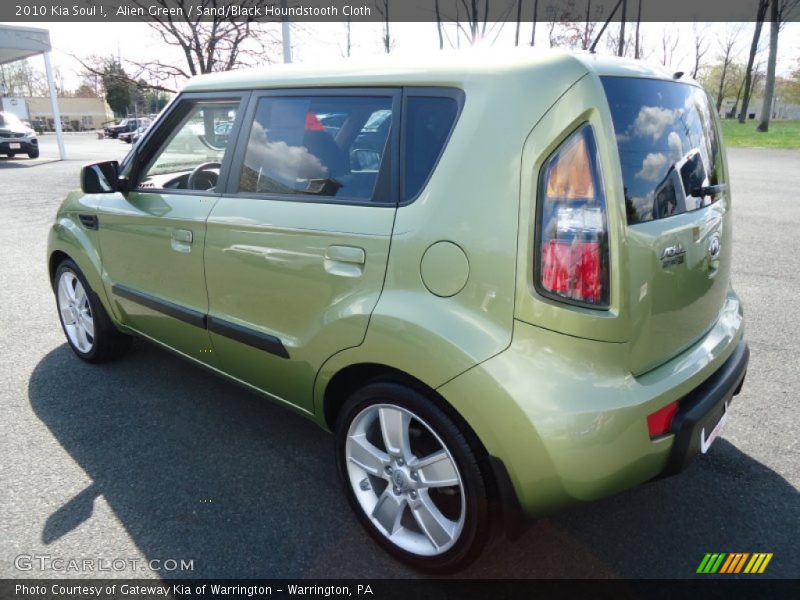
[602, 77, 725, 225]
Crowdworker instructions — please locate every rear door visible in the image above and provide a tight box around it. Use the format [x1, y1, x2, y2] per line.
[204, 89, 399, 412]
[602, 77, 732, 374]
[98, 94, 246, 365]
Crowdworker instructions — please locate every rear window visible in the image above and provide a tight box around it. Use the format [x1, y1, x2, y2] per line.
[602, 77, 725, 225]
[402, 96, 459, 201]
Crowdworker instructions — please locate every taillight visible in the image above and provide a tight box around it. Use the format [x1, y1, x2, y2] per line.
[536, 124, 609, 307]
[647, 401, 679, 439]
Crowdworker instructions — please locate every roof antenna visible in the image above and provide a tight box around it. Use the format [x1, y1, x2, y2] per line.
[590, 0, 625, 54]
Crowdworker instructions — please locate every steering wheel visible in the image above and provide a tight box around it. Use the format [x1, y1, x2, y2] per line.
[187, 161, 221, 191]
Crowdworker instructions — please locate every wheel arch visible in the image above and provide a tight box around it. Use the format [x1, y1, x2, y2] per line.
[47, 216, 110, 313]
[321, 360, 526, 539]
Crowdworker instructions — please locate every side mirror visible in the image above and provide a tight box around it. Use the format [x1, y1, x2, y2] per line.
[81, 160, 120, 194]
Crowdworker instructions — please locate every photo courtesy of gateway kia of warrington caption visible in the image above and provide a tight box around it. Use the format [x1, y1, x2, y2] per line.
[16, 584, 373, 597]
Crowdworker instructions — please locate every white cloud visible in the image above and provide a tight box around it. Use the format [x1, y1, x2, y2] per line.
[668, 131, 683, 163]
[636, 152, 668, 181]
[633, 106, 680, 141]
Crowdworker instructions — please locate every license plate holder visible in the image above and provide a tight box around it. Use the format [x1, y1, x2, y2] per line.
[9, 143, 21, 149]
[700, 403, 728, 454]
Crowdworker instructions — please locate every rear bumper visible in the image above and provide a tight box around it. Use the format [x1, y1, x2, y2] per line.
[438, 292, 746, 518]
[661, 340, 748, 475]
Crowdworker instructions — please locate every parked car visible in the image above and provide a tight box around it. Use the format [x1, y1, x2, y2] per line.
[48, 51, 748, 573]
[119, 118, 152, 144]
[105, 118, 149, 139]
[0, 111, 39, 158]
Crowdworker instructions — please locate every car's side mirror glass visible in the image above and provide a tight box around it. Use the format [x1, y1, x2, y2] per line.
[81, 160, 120, 194]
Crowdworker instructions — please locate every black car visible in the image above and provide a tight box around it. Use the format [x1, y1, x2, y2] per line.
[0, 111, 39, 159]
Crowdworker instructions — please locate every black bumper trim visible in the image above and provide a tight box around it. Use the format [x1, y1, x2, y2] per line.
[661, 340, 749, 476]
[488, 456, 528, 540]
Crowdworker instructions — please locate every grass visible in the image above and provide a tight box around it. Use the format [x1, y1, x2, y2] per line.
[720, 119, 800, 149]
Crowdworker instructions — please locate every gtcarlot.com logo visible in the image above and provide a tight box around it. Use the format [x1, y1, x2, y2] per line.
[696, 552, 773, 574]
[15, 554, 194, 573]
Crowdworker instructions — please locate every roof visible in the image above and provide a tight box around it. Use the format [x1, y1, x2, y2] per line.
[0, 25, 51, 65]
[182, 48, 682, 93]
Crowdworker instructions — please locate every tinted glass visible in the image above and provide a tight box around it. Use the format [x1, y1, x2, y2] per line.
[138, 101, 238, 191]
[602, 77, 725, 225]
[239, 96, 393, 201]
[403, 96, 458, 201]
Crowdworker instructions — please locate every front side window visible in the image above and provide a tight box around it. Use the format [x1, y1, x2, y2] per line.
[137, 101, 239, 191]
[602, 77, 725, 225]
[238, 96, 393, 202]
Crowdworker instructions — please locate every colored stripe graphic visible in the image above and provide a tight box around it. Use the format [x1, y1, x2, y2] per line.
[697, 553, 727, 573]
[699, 553, 773, 574]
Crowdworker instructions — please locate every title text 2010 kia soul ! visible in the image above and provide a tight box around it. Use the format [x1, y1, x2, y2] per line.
[48, 51, 749, 572]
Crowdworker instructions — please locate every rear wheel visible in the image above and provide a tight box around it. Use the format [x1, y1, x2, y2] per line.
[335, 381, 491, 573]
[54, 259, 131, 363]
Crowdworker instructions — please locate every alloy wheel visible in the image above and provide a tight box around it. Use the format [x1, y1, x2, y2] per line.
[345, 403, 466, 556]
[57, 270, 95, 353]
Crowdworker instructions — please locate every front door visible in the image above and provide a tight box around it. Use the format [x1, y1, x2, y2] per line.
[204, 90, 400, 412]
[98, 95, 246, 366]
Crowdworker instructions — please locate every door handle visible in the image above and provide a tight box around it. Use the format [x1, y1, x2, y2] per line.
[324, 245, 366, 277]
[171, 228, 193, 253]
[325, 245, 365, 265]
[171, 229, 193, 243]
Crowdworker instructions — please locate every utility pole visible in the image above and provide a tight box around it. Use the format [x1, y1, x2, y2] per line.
[281, 0, 292, 63]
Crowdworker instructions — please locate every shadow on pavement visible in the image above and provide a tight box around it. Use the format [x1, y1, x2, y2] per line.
[28, 342, 799, 578]
[0, 157, 58, 168]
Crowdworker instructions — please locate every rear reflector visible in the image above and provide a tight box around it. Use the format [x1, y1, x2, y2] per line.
[647, 401, 679, 439]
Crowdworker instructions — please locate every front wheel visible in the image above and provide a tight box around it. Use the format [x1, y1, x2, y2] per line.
[54, 259, 131, 362]
[28, 148, 39, 159]
[335, 382, 492, 573]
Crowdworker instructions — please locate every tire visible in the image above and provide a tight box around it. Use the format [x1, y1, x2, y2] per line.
[28, 148, 39, 159]
[7, 153, 15, 158]
[335, 381, 492, 573]
[54, 259, 132, 363]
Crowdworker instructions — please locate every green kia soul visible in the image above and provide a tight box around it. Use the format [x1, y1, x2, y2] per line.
[48, 50, 748, 572]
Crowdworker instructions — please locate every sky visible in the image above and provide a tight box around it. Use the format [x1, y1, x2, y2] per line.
[7, 20, 800, 92]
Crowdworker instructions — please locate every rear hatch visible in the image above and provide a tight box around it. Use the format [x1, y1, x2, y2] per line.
[602, 76, 732, 375]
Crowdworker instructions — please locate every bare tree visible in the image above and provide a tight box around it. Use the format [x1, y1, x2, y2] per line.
[436, 0, 445, 49]
[1, 60, 48, 96]
[128, 0, 280, 83]
[531, 0, 539, 46]
[758, 0, 779, 132]
[633, 0, 641, 58]
[758, 0, 800, 129]
[617, 0, 626, 57]
[691, 22, 709, 79]
[659, 26, 680, 68]
[374, 0, 392, 53]
[714, 24, 742, 113]
[739, 1, 769, 123]
[515, 0, 523, 46]
[341, 17, 352, 57]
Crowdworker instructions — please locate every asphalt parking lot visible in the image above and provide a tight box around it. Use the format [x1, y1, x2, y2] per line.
[0, 134, 798, 579]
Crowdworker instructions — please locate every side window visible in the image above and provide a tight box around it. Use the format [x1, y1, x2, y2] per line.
[137, 101, 239, 191]
[238, 96, 393, 202]
[403, 95, 459, 201]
